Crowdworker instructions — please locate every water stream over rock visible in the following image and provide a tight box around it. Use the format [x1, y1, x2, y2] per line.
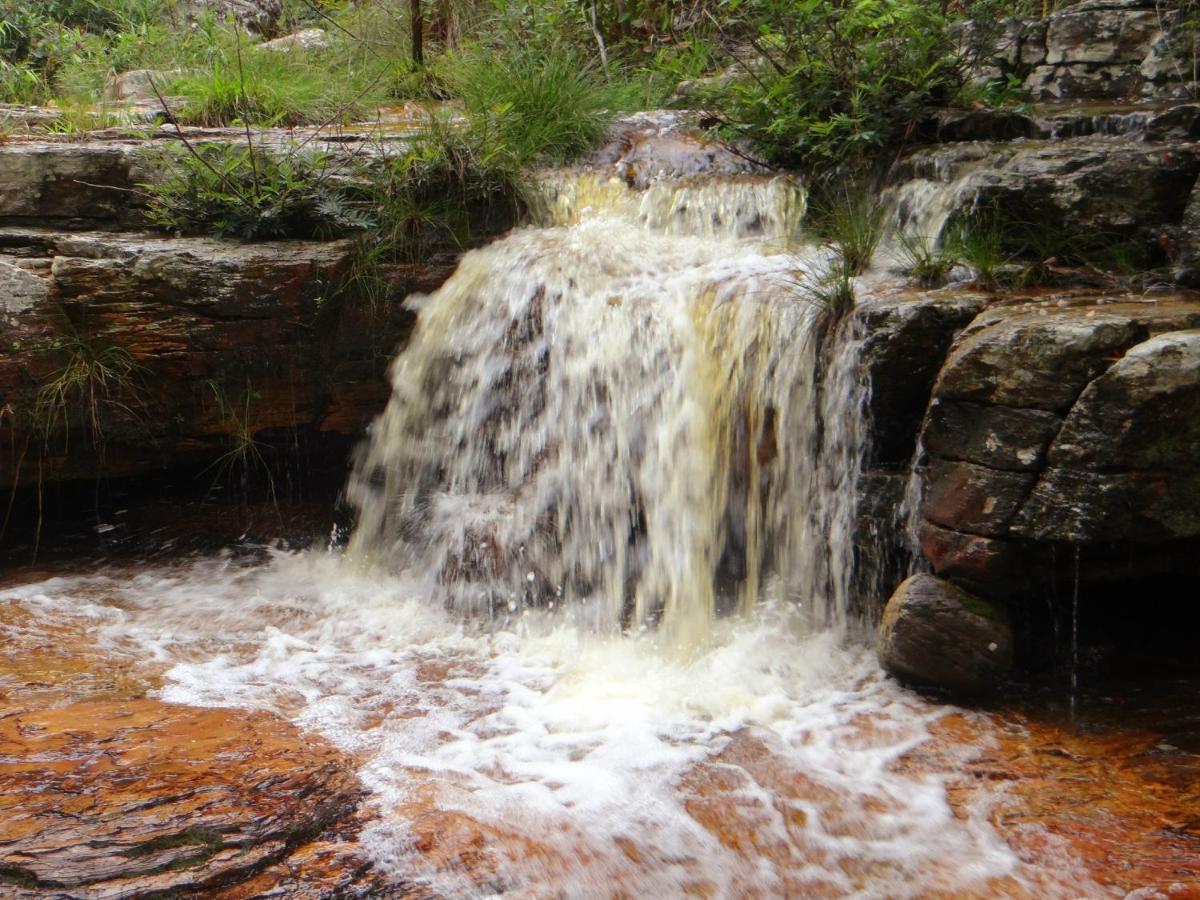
[1, 163, 1198, 897]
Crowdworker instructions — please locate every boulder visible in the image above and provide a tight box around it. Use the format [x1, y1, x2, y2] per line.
[257, 28, 333, 52]
[856, 293, 988, 466]
[891, 138, 1200, 250]
[1012, 329, 1200, 541]
[908, 298, 1200, 597]
[878, 573, 1014, 693]
[181, 0, 282, 35]
[103, 68, 181, 102]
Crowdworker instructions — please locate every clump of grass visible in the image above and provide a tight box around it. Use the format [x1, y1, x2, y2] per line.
[365, 119, 529, 261]
[204, 378, 276, 504]
[438, 38, 635, 168]
[807, 259, 857, 317]
[35, 332, 145, 452]
[944, 207, 1010, 287]
[897, 230, 958, 287]
[810, 189, 887, 276]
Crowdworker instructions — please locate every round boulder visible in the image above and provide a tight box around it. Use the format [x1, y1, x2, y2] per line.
[877, 573, 1013, 694]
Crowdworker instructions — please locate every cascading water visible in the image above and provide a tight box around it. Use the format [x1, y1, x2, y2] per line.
[344, 171, 862, 650]
[0, 153, 1114, 897]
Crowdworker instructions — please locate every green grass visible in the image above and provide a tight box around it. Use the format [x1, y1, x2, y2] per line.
[438, 37, 636, 169]
[204, 379, 277, 504]
[35, 332, 145, 452]
[810, 189, 887, 277]
[897, 230, 957, 287]
[142, 141, 372, 240]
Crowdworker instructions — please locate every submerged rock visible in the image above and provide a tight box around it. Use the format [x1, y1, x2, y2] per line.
[878, 573, 1013, 694]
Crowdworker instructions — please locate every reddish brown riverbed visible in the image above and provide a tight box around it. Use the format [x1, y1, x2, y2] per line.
[1, 556, 1197, 898]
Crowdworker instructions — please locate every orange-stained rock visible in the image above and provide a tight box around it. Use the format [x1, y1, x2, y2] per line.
[0, 699, 364, 897]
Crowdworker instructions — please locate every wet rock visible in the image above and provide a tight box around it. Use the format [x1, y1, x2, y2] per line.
[1010, 329, 1200, 542]
[1043, 328, 1200, 472]
[588, 112, 772, 187]
[878, 573, 1013, 693]
[0, 228, 422, 492]
[0, 699, 362, 896]
[916, 519, 1027, 596]
[921, 458, 1035, 537]
[922, 399, 1061, 472]
[856, 293, 988, 466]
[934, 307, 1145, 413]
[892, 138, 1200, 248]
[909, 299, 1200, 605]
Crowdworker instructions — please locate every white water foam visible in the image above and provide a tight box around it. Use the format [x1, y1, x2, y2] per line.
[0, 552, 1076, 897]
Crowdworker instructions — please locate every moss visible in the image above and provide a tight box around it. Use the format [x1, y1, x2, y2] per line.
[0, 864, 41, 888]
[955, 588, 1007, 624]
[124, 825, 225, 870]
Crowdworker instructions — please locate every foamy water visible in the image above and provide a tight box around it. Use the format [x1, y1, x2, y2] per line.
[0, 550, 1099, 897]
[0, 161, 1122, 896]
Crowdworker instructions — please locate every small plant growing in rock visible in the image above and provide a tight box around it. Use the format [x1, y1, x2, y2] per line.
[810, 188, 886, 276]
[897, 230, 958, 287]
[35, 331, 145, 452]
[205, 378, 276, 506]
[944, 208, 1010, 287]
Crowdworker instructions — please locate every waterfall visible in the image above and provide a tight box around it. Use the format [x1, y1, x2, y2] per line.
[344, 171, 867, 651]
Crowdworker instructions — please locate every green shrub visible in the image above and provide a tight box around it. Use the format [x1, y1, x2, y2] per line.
[707, 0, 957, 170]
[364, 121, 529, 261]
[143, 142, 372, 240]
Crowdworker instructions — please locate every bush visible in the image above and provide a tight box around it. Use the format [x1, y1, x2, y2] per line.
[143, 142, 372, 240]
[707, 0, 957, 170]
[365, 121, 529, 261]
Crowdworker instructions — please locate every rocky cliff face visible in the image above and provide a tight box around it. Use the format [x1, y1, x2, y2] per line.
[958, 0, 1198, 102]
[874, 1, 1200, 687]
[863, 290, 1200, 686]
[0, 136, 461, 507]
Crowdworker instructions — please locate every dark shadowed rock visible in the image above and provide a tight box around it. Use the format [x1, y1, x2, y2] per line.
[923, 399, 1061, 472]
[922, 458, 1036, 537]
[878, 573, 1013, 693]
[917, 519, 1028, 597]
[857, 293, 988, 466]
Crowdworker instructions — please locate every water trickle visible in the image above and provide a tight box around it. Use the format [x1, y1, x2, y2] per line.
[1070, 543, 1081, 723]
[345, 171, 861, 651]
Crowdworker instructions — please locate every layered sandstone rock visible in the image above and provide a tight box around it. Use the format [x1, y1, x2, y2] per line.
[0, 700, 364, 897]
